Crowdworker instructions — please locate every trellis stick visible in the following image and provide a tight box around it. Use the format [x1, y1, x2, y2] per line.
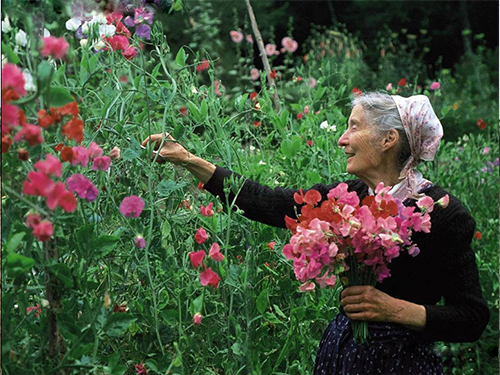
[244, 0, 280, 112]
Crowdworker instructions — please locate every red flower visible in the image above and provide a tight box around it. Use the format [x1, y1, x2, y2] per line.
[397, 78, 407, 87]
[105, 35, 130, 51]
[189, 250, 205, 269]
[134, 362, 147, 375]
[253, 121, 261, 127]
[2, 135, 12, 154]
[32, 220, 54, 242]
[2, 101, 21, 132]
[199, 267, 220, 289]
[196, 59, 210, 72]
[54, 143, 64, 152]
[193, 313, 202, 326]
[474, 231, 482, 240]
[197, 181, 204, 190]
[122, 46, 137, 60]
[59, 101, 79, 117]
[18, 148, 29, 160]
[269, 69, 277, 79]
[307, 139, 313, 147]
[60, 146, 74, 162]
[194, 227, 209, 244]
[41, 36, 69, 59]
[249, 92, 258, 101]
[267, 241, 276, 250]
[351, 87, 362, 96]
[296, 113, 303, 120]
[27, 304, 42, 317]
[476, 119, 487, 130]
[179, 106, 188, 116]
[61, 117, 84, 143]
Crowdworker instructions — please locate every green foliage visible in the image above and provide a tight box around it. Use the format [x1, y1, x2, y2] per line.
[1, 2, 498, 375]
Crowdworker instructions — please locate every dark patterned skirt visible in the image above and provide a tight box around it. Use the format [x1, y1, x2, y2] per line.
[314, 313, 443, 375]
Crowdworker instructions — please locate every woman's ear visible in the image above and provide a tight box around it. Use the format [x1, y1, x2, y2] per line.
[381, 129, 400, 151]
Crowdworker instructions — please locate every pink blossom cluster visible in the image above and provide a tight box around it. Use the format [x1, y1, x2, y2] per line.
[283, 182, 449, 292]
[69, 142, 112, 171]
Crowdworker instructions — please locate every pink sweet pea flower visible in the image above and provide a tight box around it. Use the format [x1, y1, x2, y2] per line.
[134, 363, 147, 375]
[34, 154, 62, 177]
[189, 250, 205, 269]
[265, 43, 279, 56]
[105, 35, 129, 51]
[193, 312, 203, 326]
[309, 77, 317, 88]
[482, 147, 490, 155]
[92, 156, 111, 171]
[200, 202, 214, 217]
[196, 59, 209, 72]
[14, 123, 43, 146]
[109, 146, 121, 159]
[199, 267, 220, 289]
[214, 80, 224, 96]
[2, 63, 27, 98]
[436, 194, 449, 208]
[245, 34, 253, 43]
[23, 171, 55, 197]
[41, 36, 69, 59]
[71, 146, 90, 167]
[120, 195, 145, 218]
[416, 195, 434, 213]
[2, 101, 21, 132]
[134, 235, 146, 249]
[209, 243, 224, 262]
[32, 220, 53, 242]
[281, 36, 298, 53]
[27, 303, 42, 317]
[45, 182, 77, 212]
[230, 30, 243, 43]
[194, 227, 209, 244]
[66, 174, 98, 202]
[267, 241, 276, 250]
[26, 213, 42, 229]
[429, 81, 440, 90]
[87, 142, 103, 159]
[250, 68, 260, 81]
[298, 281, 315, 292]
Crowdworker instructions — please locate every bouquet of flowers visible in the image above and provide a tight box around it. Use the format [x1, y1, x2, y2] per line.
[283, 182, 448, 343]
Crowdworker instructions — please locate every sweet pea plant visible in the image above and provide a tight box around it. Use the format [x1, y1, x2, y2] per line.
[283, 182, 448, 342]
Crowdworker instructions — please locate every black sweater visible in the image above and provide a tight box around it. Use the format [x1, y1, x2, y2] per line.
[204, 166, 490, 343]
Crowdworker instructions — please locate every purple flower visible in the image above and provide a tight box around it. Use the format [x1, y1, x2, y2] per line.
[135, 24, 150, 40]
[67, 173, 99, 202]
[120, 195, 145, 218]
[124, 16, 135, 27]
[134, 7, 154, 24]
[135, 235, 146, 249]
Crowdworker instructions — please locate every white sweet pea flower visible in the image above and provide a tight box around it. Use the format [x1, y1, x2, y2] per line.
[93, 39, 106, 51]
[65, 17, 81, 31]
[22, 69, 37, 91]
[320, 120, 329, 129]
[81, 21, 91, 34]
[2, 15, 12, 33]
[191, 86, 198, 94]
[79, 38, 88, 47]
[15, 29, 27, 46]
[100, 24, 115, 37]
[2, 54, 7, 68]
[43, 28, 50, 37]
[93, 14, 107, 24]
[328, 124, 337, 132]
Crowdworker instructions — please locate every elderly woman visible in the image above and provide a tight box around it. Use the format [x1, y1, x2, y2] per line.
[143, 92, 489, 374]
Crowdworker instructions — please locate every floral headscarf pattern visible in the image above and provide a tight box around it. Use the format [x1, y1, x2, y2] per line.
[392, 95, 444, 199]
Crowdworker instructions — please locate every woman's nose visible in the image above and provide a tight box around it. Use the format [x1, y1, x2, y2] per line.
[337, 131, 348, 147]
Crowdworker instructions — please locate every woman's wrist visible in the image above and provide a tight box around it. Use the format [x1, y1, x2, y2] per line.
[394, 299, 427, 331]
[181, 154, 216, 183]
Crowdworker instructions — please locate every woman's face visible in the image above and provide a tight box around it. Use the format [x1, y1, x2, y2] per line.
[337, 104, 383, 180]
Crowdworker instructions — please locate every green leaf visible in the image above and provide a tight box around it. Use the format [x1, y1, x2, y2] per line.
[200, 99, 208, 119]
[48, 86, 74, 107]
[190, 295, 203, 315]
[48, 263, 74, 288]
[172, 124, 184, 139]
[280, 136, 301, 158]
[273, 304, 287, 320]
[92, 235, 119, 257]
[1, 42, 20, 64]
[314, 86, 327, 101]
[175, 47, 187, 67]
[4, 232, 26, 253]
[187, 102, 201, 121]
[122, 147, 142, 161]
[157, 180, 186, 197]
[37, 61, 54, 94]
[103, 313, 137, 337]
[5, 252, 35, 278]
[256, 288, 269, 314]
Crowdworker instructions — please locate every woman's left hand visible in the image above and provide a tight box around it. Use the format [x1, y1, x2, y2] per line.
[340, 285, 427, 331]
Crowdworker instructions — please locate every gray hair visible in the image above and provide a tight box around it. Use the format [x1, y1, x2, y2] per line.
[351, 91, 411, 171]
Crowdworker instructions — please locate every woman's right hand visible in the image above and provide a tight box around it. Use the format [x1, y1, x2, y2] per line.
[141, 133, 191, 166]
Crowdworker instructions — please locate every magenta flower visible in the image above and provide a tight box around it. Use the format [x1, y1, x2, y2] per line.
[230, 30, 243, 43]
[482, 147, 490, 155]
[209, 243, 224, 262]
[2, 63, 27, 97]
[135, 24, 150, 40]
[245, 34, 253, 43]
[193, 312, 203, 326]
[430, 81, 440, 90]
[281, 36, 298, 53]
[122, 46, 137, 60]
[41, 36, 69, 59]
[120, 195, 145, 218]
[200, 202, 214, 217]
[66, 173, 98, 202]
[189, 250, 205, 269]
[309, 77, 317, 88]
[199, 267, 220, 288]
[134, 363, 147, 375]
[14, 123, 43, 146]
[214, 80, 224, 96]
[134, 235, 146, 249]
[194, 228, 209, 244]
[71, 146, 90, 167]
[92, 156, 111, 171]
[26, 213, 41, 229]
[87, 142, 103, 159]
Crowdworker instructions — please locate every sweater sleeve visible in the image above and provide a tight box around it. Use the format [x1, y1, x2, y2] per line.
[203, 166, 364, 228]
[421, 201, 490, 342]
